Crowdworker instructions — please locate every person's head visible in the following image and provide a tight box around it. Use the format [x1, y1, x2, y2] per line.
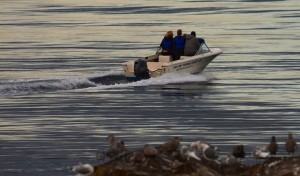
[177, 29, 182, 36]
[165, 31, 173, 38]
[191, 31, 196, 37]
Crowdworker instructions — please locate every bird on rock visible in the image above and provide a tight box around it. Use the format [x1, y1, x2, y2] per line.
[190, 141, 219, 163]
[144, 144, 158, 157]
[106, 134, 120, 158]
[72, 163, 95, 176]
[191, 141, 206, 153]
[285, 132, 297, 155]
[202, 144, 219, 162]
[232, 144, 246, 161]
[180, 145, 201, 161]
[108, 134, 115, 146]
[252, 146, 270, 160]
[118, 140, 127, 152]
[267, 136, 278, 155]
[106, 134, 124, 158]
[159, 137, 181, 153]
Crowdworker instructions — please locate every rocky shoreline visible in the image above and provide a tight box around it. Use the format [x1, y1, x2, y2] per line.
[72, 134, 298, 176]
[80, 151, 300, 176]
[91, 153, 299, 176]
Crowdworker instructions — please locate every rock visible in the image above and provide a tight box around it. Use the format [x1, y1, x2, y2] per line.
[89, 152, 300, 176]
[84, 136, 300, 176]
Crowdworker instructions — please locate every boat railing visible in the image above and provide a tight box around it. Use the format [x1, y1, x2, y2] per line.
[195, 42, 210, 56]
[156, 47, 162, 54]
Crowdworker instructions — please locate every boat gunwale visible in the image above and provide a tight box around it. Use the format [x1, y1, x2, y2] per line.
[161, 47, 222, 67]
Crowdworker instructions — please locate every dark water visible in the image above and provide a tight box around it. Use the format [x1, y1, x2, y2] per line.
[0, 0, 299, 175]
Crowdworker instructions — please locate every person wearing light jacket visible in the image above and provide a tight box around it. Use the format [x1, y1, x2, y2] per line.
[184, 31, 200, 56]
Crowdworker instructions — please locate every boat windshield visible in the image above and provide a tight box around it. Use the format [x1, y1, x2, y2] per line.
[195, 42, 210, 55]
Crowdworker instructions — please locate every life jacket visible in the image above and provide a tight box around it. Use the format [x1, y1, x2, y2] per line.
[174, 36, 185, 49]
[161, 37, 172, 51]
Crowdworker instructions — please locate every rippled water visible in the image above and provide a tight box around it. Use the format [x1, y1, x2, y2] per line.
[0, 0, 299, 175]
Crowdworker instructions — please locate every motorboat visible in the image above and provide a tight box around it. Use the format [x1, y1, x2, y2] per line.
[121, 41, 222, 81]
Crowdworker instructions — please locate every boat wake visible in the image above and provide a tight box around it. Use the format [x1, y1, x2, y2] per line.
[0, 71, 212, 96]
[0, 71, 126, 96]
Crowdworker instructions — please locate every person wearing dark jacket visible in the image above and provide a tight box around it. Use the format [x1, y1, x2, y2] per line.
[184, 31, 200, 56]
[173, 29, 185, 60]
[160, 31, 174, 56]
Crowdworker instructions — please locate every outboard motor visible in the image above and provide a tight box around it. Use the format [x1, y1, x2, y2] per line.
[134, 59, 150, 80]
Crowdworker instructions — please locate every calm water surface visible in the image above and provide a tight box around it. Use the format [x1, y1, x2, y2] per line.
[0, 0, 299, 175]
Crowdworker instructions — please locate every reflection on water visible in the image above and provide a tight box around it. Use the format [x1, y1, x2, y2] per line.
[0, 0, 299, 175]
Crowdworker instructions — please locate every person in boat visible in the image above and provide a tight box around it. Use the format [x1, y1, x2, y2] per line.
[173, 29, 185, 60]
[184, 31, 200, 56]
[160, 31, 174, 56]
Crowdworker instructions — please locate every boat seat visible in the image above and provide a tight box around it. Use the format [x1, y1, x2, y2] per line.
[180, 56, 189, 60]
[159, 55, 172, 63]
[147, 62, 164, 72]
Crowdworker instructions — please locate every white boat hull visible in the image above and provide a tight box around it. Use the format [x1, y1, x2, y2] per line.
[122, 46, 222, 81]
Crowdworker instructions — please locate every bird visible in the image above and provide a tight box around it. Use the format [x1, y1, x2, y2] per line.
[232, 144, 246, 161]
[202, 144, 219, 162]
[180, 145, 201, 161]
[190, 141, 219, 163]
[108, 134, 115, 146]
[143, 144, 158, 157]
[285, 132, 297, 155]
[106, 134, 121, 158]
[252, 146, 270, 160]
[191, 141, 206, 153]
[267, 136, 278, 155]
[118, 140, 127, 152]
[72, 163, 95, 176]
[159, 137, 181, 153]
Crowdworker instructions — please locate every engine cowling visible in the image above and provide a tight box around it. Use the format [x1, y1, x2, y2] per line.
[134, 59, 150, 80]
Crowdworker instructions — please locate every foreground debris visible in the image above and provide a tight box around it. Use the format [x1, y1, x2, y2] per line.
[88, 151, 300, 176]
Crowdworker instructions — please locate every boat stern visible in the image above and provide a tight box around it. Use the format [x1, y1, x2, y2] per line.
[121, 61, 138, 81]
